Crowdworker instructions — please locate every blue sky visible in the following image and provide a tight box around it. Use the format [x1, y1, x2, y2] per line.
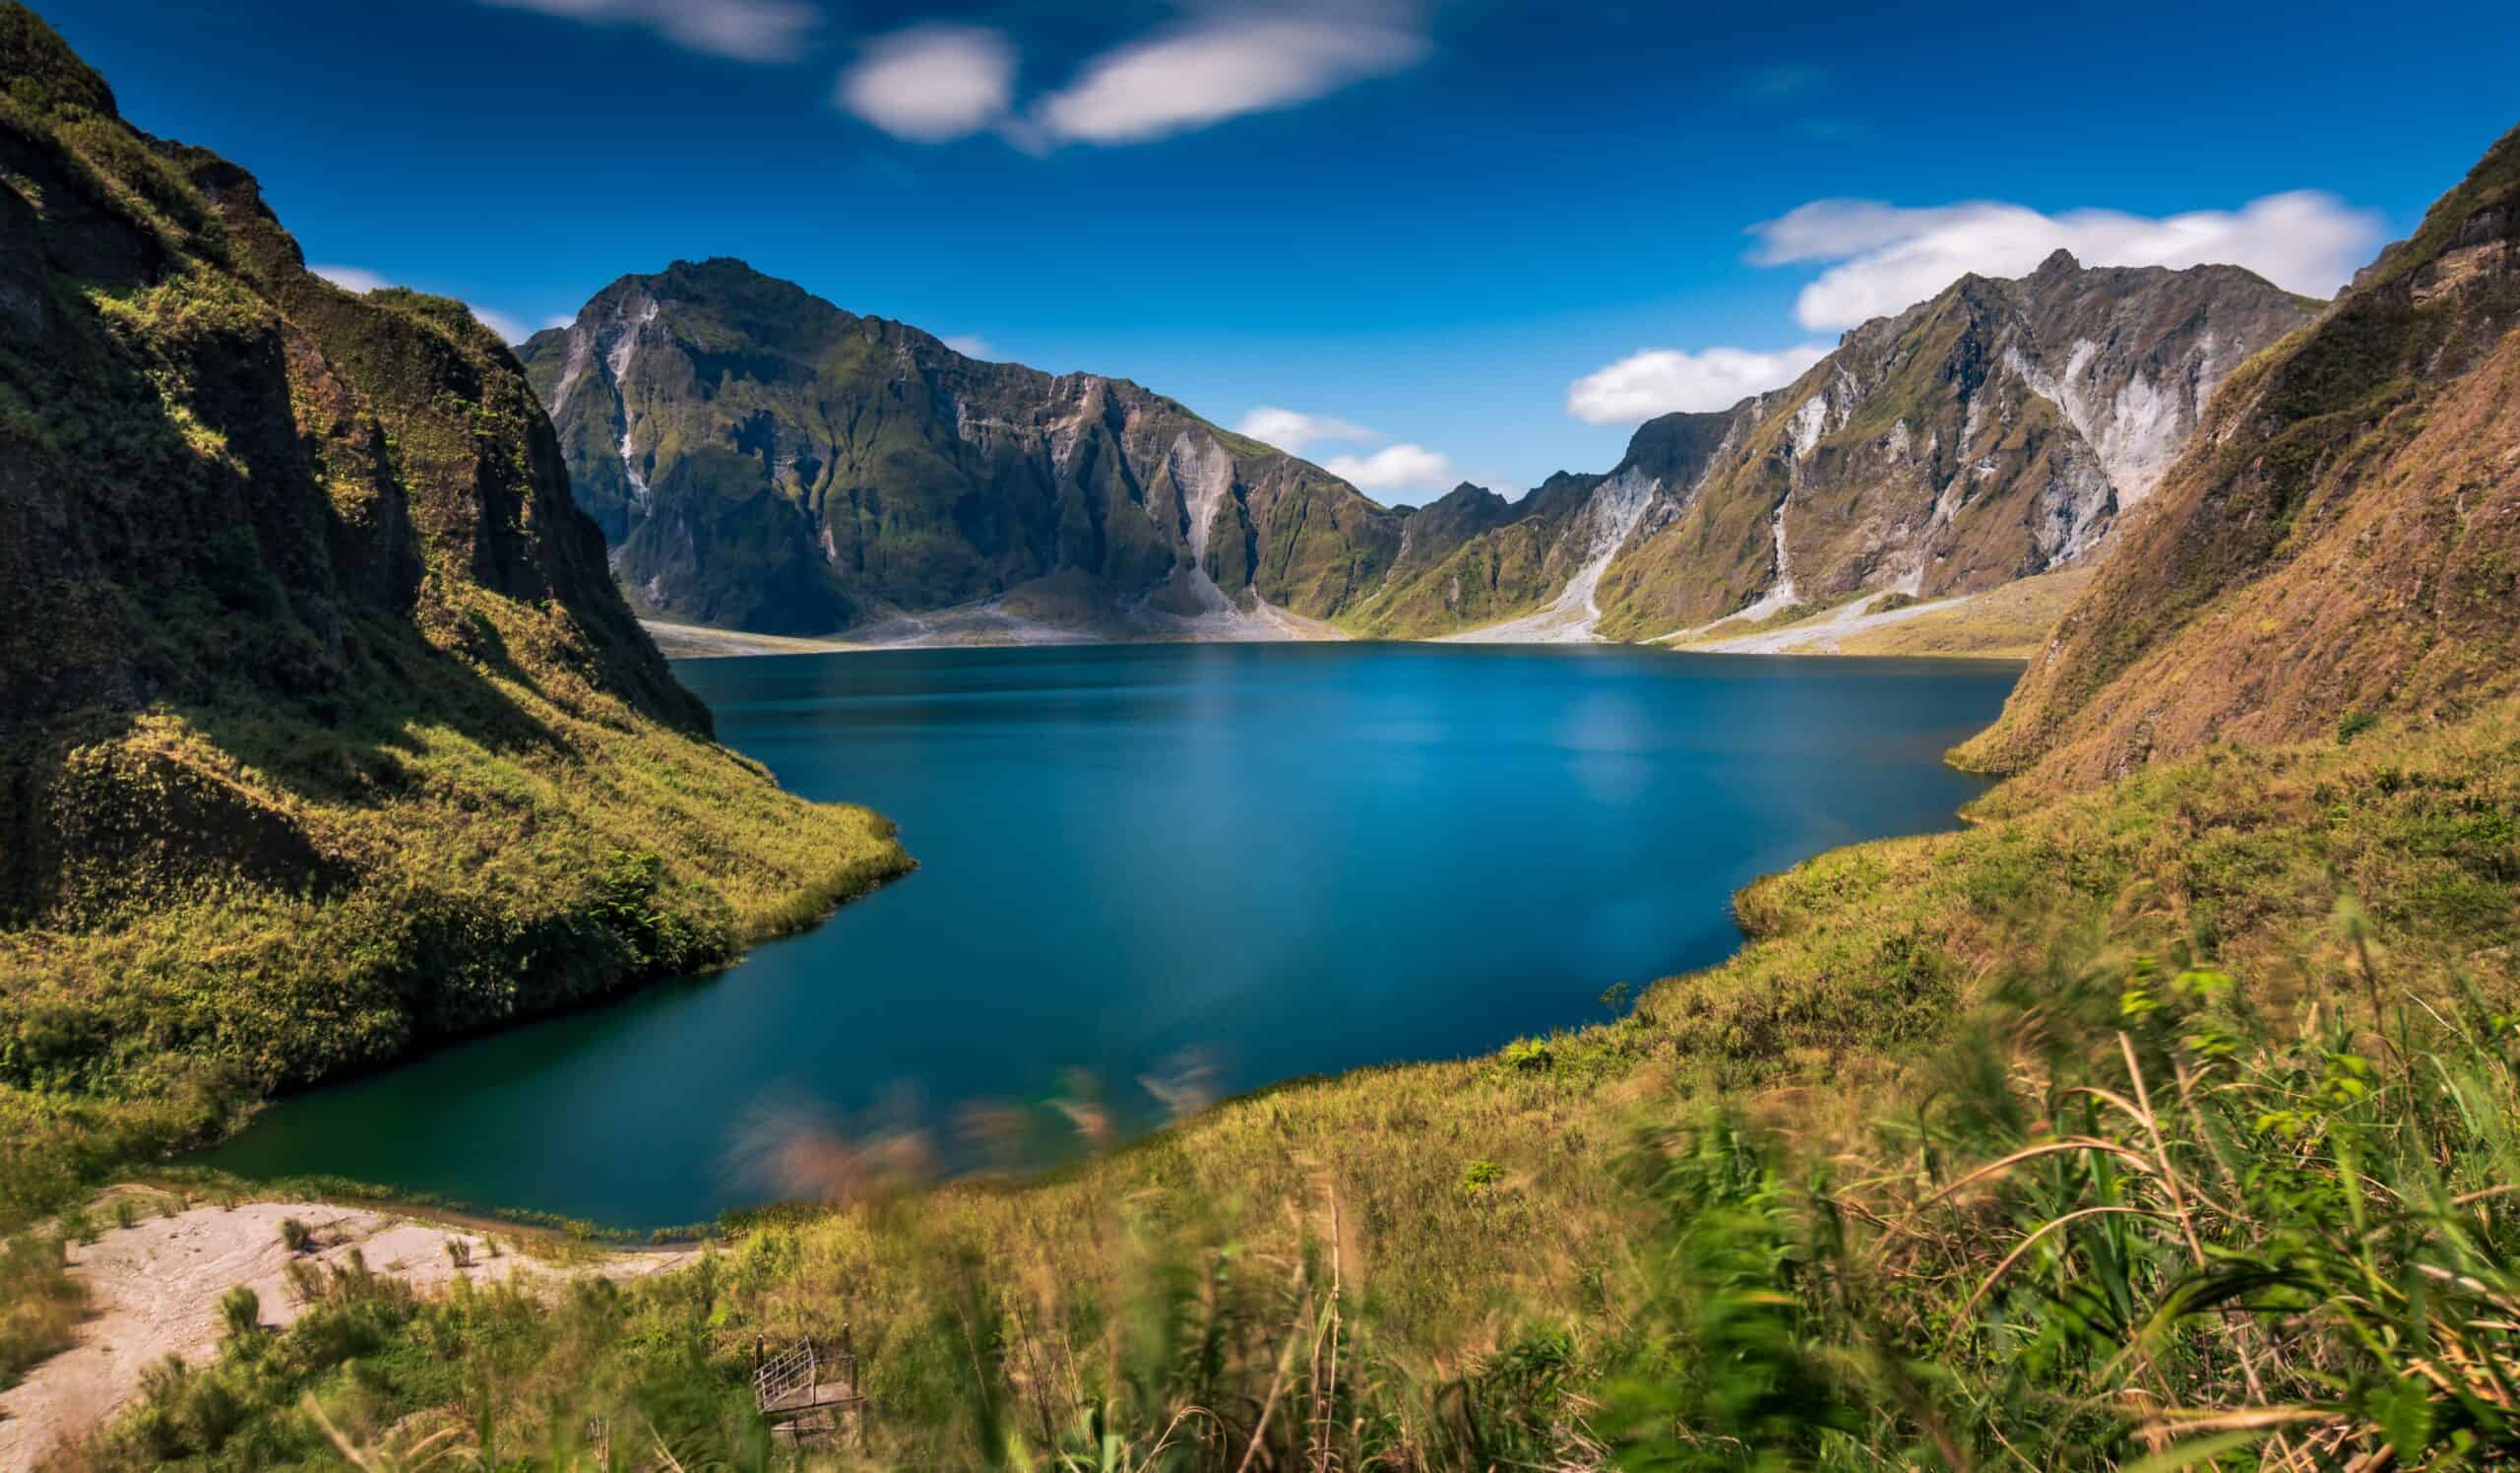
[38, 0, 2520, 499]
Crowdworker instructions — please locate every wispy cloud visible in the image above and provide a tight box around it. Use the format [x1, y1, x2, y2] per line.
[1236, 406, 1376, 455]
[1030, 9, 1428, 147]
[467, 305, 532, 344]
[1323, 442, 1455, 495]
[477, 0, 817, 62]
[941, 334, 995, 359]
[1240, 407, 1454, 494]
[1565, 345, 1829, 425]
[1752, 191, 2382, 330]
[836, 26, 1017, 142]
[312, 265, 536, 345]
[1740, 63, 1829, 97]
[310, 264, 392, 294]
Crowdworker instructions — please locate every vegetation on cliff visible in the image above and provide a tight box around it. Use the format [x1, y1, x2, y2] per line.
[1959, 125, 2520, 792]
[0, 4, 907, 1243]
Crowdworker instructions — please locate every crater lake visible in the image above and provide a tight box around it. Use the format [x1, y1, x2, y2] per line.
[197, 643, 2019, 1226]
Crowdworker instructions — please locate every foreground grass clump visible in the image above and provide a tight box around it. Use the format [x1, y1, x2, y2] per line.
[1606, 953, 2520, 1468]
[46, 700, 2514, 1469]
[0, 1230, 83, 1391]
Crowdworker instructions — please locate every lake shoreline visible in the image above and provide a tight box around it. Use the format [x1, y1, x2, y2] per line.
[189, 643, 2018, 1228]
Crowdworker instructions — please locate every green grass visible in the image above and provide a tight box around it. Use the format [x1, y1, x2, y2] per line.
[0, 1229, 83, 1392]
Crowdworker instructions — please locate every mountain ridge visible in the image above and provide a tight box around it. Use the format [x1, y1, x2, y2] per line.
[523, 251, 2316, 646]
[1956, 120, 2520, 795]
[518, 258, 1405, 638]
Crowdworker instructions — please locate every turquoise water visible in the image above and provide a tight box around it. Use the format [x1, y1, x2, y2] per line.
[198, 643, 2017, 1227]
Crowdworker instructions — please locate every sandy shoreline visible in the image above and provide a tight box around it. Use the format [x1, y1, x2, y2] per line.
[0, 1192, 693, 1465]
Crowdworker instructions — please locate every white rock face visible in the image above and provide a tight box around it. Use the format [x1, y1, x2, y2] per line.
[1791, 395, 1830, 460]
[1442, 464, 1661, 644]
[1732, 499, 1800, 623]
[2003, 322, 2263, 517]
[1166, 431, 1237, 566]
[596, 295, 662, 539]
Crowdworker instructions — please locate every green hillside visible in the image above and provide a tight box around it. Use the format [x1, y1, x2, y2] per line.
[0, 5, 906, 1240]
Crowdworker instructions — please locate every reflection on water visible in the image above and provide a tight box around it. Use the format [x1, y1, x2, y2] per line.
[196, 644, 2019, 1227]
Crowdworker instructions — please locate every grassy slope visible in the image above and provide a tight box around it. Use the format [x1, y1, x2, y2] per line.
[1958, 125, 2520, 793]
[0, 6, 907, 1246]
[1835, 564, 2097, 659]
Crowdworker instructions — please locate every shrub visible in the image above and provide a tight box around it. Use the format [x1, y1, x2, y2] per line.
[0, 1231, 86, 1387]
[2339, 709, 2381, 742]
[1461, 1159, 1507, 1192]
[278, 1217, 313, 1253]
[218, 1285, 259, 1342]
[444, 1238, 472, 1269]
[1501, 1038, 1554, 1073]
[110, 1196, 137, 1231]
[282, 1258, 325, 1307]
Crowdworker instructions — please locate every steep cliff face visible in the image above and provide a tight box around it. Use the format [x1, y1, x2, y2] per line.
[0, 7, 902, 1114]
[1585, 253, 2322, 639]
[1348, 417, 1738, 642]
[1957, 124, 2520, 794]
[520, 261, 1404, 637]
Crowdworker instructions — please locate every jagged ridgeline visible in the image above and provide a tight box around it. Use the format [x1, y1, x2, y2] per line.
[527, 253, 2319, 644]
[518, 260, 1404, 637]
[1362, 252, 2324, 643]
[0, 4, 904, 1191]
[1960, 121, 2520, 794]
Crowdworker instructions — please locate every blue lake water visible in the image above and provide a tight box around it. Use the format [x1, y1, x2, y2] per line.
[197, 643, 2017, 1227]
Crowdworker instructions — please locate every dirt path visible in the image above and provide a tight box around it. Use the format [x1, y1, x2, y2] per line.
[0, 1196, 694, 1466]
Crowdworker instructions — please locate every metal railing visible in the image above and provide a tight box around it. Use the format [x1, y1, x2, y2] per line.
[755, 1338, 818, 1413]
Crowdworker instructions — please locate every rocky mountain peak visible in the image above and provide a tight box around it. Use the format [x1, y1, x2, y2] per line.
[2031, 246, 2084, 278]
[520, 260, 1403, 637]
[1960, 121, 2520, 792]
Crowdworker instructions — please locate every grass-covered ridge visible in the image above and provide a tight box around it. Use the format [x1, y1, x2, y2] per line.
[1959, 122, 2520, 792]
[0, 2, 908, 1236]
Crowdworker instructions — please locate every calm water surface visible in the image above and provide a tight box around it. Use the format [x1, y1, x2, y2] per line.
[199, 643, 2017, 1226]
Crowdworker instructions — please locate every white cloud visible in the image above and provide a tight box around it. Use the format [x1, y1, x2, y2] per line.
[1565, 345, 1829, 425]
[1032, 11, 1427, 146]
[837, 26, 1016, 142]
[311, 264, 391, 294]
[310, 266, 536, 345]
[941, 334, 994, 359]
[477, 0, 815, 62]
[467, 304, 532, 344]
[1323, 443, 1455, 494]
[1751, 191, 2382, 330]
[1236, 406, 1376, 454]
[541, 314, 578, 332]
